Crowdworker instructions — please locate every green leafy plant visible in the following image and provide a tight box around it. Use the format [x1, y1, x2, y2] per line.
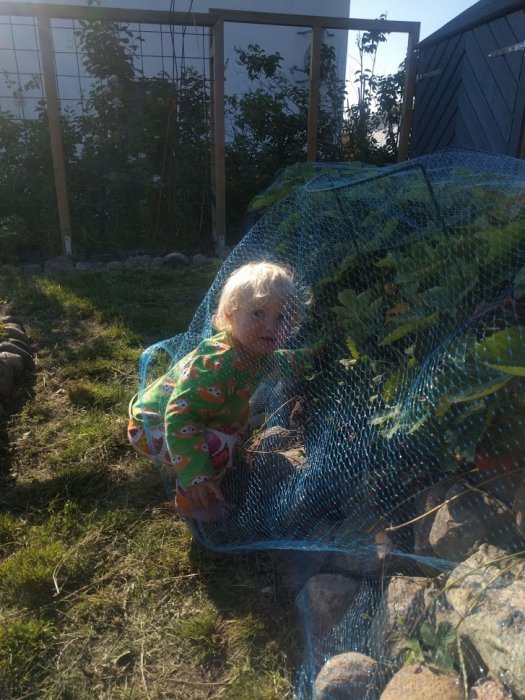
[308, 166, 525, 474]
[403, 621, 456, 673]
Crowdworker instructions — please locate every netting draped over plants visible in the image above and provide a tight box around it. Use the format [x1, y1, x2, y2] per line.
[136, 148, 525, 698]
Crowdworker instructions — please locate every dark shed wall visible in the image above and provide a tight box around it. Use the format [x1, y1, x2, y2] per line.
[410, 33, 465, 156]
[411, 7, 525, 157]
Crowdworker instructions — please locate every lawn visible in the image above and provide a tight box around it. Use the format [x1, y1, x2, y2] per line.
[0, 267, 299, 699]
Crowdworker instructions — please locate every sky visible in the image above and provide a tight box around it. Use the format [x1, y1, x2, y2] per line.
[347, 0, 478, 76]
[0, 0, 480, 115]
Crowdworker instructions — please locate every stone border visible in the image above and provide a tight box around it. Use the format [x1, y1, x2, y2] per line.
[0, 250, 229, 276]
[0, 316, 35, 401]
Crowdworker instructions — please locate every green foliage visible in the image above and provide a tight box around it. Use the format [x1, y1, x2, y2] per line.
[343, 18, 404, 163]
[225, 43, 346, 228]
[403, 621, 456, 674]
[310, 166, 525, 474]
[1, 18, 404, 258]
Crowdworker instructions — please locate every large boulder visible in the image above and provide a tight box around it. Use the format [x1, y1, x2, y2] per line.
[380, 662, 463, 700]
[369, 576, 430, 661]
[314, 651, 381, 700]
[445, 544, 525, 698]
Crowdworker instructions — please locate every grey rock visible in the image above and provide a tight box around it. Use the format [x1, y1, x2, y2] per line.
[513, 483, 525, 537]
[163, 252, 189, 266]
[0, 352, 24, 378]
[0, 265, 17, 273]
[429, 482, 517, 562]
[74, 261, 92, 271]
[296, 573, 361, 637]
[22, 263, 42, 275]
[369, 576, 430, 661]
[105, 260, 123, 271]
[0, 316, 24, 329]
[192, 253, 208, 266]
[413, 483, 449, 567]
[45, 256, 74, 275]
[3, 324, 30, 345]
[124, 255, 151, 270]
[445, 544, 525, 698]
[315, 652, 381, 700]
[0, 341, 33, 368]
[150, 256, 164, 268]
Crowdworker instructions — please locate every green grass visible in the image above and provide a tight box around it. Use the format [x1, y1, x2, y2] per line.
[0, 267, 298, 699]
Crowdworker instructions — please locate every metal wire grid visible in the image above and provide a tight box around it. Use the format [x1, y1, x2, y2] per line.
[0, 14, 212, 119]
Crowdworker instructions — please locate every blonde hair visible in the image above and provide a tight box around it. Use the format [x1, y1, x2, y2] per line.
[213, 261, 303, 332]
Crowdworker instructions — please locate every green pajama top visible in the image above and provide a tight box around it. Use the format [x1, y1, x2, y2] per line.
[129, 331, 310, 488]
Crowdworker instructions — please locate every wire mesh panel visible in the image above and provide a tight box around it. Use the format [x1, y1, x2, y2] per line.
[136, 147, 525, 698]
[0, 11, 213, 257]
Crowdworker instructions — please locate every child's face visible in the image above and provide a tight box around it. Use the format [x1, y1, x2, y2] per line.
[228, 295, 294, 356]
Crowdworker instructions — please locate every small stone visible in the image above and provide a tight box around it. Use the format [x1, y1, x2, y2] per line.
[513, 483, 525, 537]
[44, 256, 74, 275]
[124, 255, 151, 270]
[105, 261, 123, 271]
[296, 573, 361, 636]
[0, 315, 24, 329]
[3, 325, 30, 345]
[192, 253, 208, 266]
[0, 341, 33, 368]
[469, 676, 510, 699]
[163, 252, 189, 266]
[0, 352, 24, 378]
[75, 261, 92, 271]
[150, 257, 164, 268]
[22, 263, 42, 275]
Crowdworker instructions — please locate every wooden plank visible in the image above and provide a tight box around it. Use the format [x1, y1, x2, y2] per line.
[0, 3, 421, 34]
[36, 15, 72, 256]
[398, 26, 420, 161]
[210, 18, 226, 250]
[0, 2, 214, 26]
[306, 25, 322, 162]
[209, 8, 419, 33]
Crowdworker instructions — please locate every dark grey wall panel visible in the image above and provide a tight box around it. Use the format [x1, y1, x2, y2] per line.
[410, 6, 525, 158]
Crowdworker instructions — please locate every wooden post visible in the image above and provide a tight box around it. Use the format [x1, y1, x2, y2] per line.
[36, 14, 72, 256]
[397, 25, 420, 162]
[210, 18, 226, 252]
[307, 24, 322, 162]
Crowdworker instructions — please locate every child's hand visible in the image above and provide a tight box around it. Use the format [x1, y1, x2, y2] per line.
[185, 479, 225, 510]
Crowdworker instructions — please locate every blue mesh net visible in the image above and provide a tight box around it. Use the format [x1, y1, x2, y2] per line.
[131, 148, 525, 698]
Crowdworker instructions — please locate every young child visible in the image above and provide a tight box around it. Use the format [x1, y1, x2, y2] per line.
[127, 261, 311, 520]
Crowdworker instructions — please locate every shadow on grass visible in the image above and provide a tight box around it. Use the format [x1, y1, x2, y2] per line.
[0, 266, 218, 347]
[0, 367, 37, 486]
[0, 455, 166, 517]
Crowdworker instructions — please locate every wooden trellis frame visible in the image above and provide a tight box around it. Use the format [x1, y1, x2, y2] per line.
[0, 2, 420, 253]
